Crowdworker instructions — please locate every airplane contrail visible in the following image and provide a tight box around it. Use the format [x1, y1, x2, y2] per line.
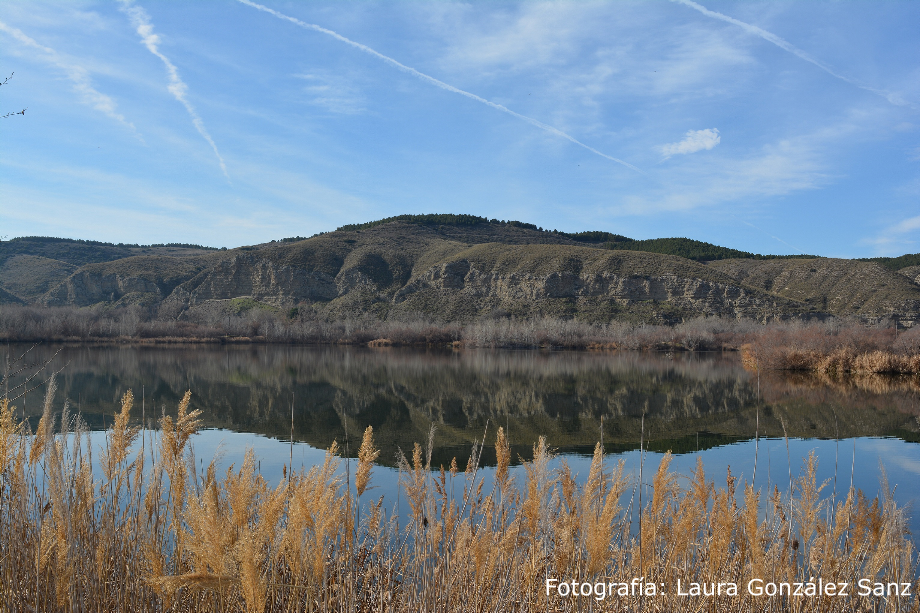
[236, 0, 642, 174]
[731, 214, 808, 255]
[118, 0, 230, 179]
[671, 0, 913, 109]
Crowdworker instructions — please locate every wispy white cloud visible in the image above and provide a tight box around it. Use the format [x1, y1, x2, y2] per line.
[0, 19, 138, 134]
[659, 128, 720, 158]
[236, 0, 642, 174]
[620, 102, 896, 219]
[438, 2, 590, 72]
[638, 28, 755, 100]
[434, 4, 754, 90]
[615, 132, 830, 216]
[117, 0, 229, 180]
[888, 215, 920, 235]
[432, 6, 755, 139]
[231, 160, 376, 228]
[0, 1, 113, 33]
[0, 158, 364, 246]
[691, 138, 828, 202]
[671, 0, 915, 109]
[0, 183, 212, 243]
[294, 72, 365, 115]
[847, 121, 920, 253]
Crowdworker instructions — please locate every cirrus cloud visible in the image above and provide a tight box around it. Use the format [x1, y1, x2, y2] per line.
[0, 19, 138, 134]
[659, 128, 720, 158]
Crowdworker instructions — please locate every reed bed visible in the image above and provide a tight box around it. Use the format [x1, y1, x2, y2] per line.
[742, 344, 920, 375]
[4, 303, 919, 365]
[1, 384, 918, 612]
[741, 321, 920, 374]
[0, 305, 758, 350]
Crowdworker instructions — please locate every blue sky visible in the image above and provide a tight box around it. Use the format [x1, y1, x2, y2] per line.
[1, 1, 918, 257]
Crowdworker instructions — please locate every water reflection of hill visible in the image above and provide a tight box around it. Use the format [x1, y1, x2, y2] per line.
[6, 344, 919, 466]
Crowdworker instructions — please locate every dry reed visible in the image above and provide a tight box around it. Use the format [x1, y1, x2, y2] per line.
[1, 385, 918, 612]
[741, 322, 920, 375]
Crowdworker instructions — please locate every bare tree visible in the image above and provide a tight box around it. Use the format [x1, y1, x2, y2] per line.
[1, 72, 27, 119]
[2, 343, 63, 402]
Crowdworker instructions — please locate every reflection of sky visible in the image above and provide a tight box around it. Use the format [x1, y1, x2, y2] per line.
[46, 428, 920, 539]
[653, 438, 920, 538]
[49, 426, 917, 551]
[182, 430, 920, 543]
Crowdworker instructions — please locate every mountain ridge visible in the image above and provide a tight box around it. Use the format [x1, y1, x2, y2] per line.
[2, 216, 918, 326]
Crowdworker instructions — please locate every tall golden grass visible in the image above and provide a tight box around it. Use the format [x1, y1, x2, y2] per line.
[742, 344, 920, 375]
[741, 322, 920, 375]
[1, 385, 918, 612]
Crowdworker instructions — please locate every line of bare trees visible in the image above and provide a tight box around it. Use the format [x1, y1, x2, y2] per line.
[1, 304, 917, 358]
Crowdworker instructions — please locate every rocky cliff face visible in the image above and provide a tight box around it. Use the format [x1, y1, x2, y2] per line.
[0, 255, 76, 302]
[900, 266, 920, 286]
[393, 259, 800, 321]
[159, 254, 339, 317]
[710, 258, 920, 325]
[39, 255, 213, 308]
[43, 270, 165, 307]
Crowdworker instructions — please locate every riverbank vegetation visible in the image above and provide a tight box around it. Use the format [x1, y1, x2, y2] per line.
[0, 303, 742, 346]
[1, 386, 917, 611]
[741, 322, 920, 375]
[1, 304, 919, 373]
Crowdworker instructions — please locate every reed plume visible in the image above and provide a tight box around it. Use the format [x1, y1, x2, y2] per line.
[356, 425, 379, 498]
[1, 384, 917, 612]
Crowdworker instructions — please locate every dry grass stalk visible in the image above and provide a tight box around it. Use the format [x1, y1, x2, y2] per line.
[1, 385, 918, 612]
[356, 425, 379, 498]
[742, 324, 920, 375]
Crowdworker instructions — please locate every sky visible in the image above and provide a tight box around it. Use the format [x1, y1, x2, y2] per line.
[1, 1, 918, 257]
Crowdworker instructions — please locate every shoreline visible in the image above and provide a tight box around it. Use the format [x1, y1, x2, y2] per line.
[1, 311, 917, 371]
[0, 334, 740, 351]
[5, 335, 919, 375]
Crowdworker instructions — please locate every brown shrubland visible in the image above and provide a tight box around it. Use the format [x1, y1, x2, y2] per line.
[742, 321, 920, 374]
[1, 385, 918, 611]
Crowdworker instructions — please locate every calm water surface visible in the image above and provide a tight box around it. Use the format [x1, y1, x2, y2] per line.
[6, 343, 920, 534]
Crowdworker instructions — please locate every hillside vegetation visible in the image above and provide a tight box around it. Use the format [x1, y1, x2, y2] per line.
[1, 216, 918, 331]
[0, 236, 216, 268]
[0, 255, 76, 301]
[861, 252, 920, 271]
[605, 236, 817, 261]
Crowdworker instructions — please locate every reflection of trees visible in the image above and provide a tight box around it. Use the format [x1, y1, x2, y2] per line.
[5, 344, 919, 465]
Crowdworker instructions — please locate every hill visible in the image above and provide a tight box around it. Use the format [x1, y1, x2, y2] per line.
[860, 253, 920, 271]
[0, 236, 217, 268]
[604, 236, 818, 261]
[1, 216, 918, 328]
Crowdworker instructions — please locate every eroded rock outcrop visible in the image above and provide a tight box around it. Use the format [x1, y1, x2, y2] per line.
[43, 270, 163, 307]
[160, 253, 338, 315]
[900, 266, 920, 286]
[393, 259, 800, 321]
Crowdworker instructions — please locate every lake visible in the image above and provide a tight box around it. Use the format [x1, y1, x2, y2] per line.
[4, 342, 920, 535]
